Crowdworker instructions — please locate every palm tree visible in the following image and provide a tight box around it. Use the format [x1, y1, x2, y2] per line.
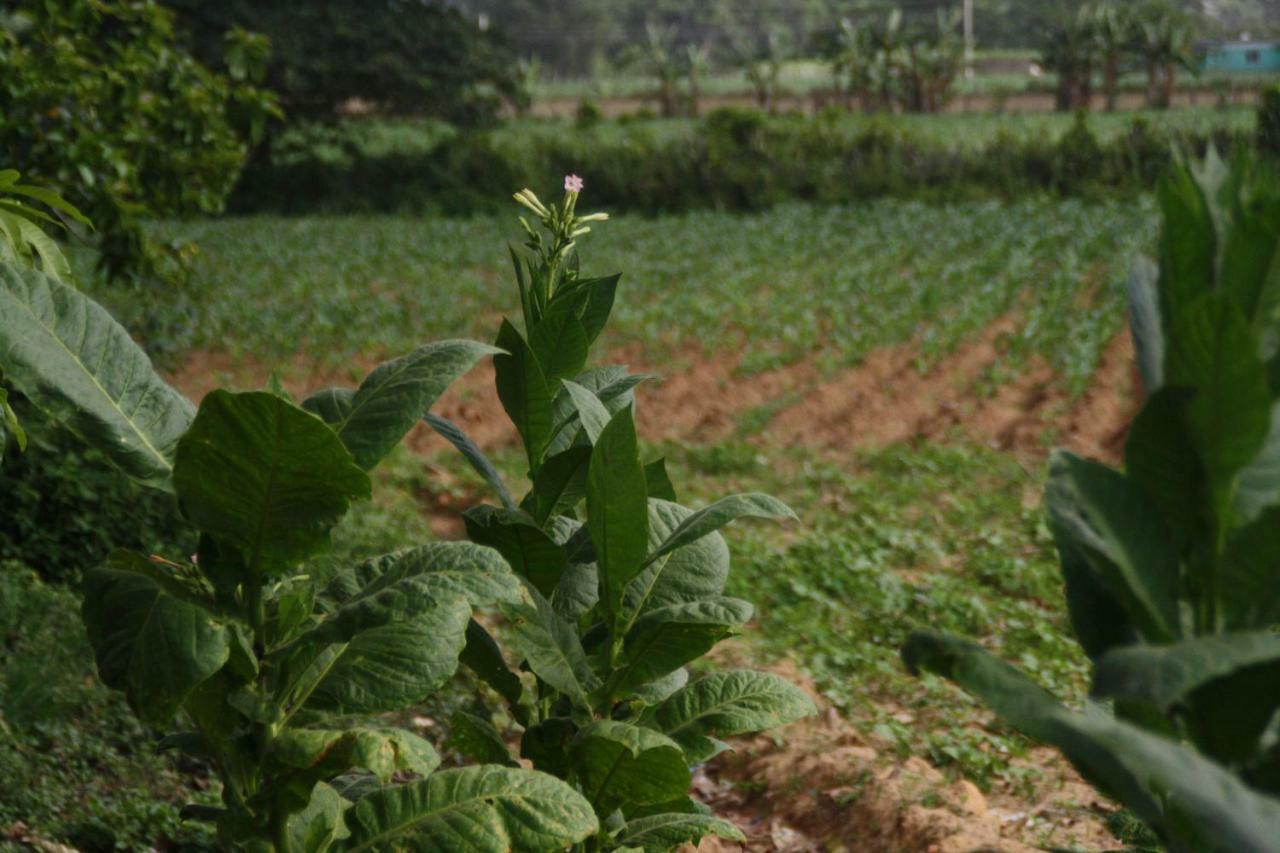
[1136, 2, 1195, 109]
[1039, 3, 1098, 112]
[830, 17, 875, 111]
[902, 9, 964, 114]
[1090, 2, 1136, 112]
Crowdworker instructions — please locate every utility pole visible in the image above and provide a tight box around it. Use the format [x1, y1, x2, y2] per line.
[963, 0, 975, 79]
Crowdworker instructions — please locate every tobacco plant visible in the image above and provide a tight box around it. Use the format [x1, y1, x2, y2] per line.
[904, 151, 1280, 851]
[0, 204, 598, 849]
[426, 178, 816, 851]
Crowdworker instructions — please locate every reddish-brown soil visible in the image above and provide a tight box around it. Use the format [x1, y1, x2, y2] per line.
[168, 319, 1139, 466]
[690, 659, 1117, 853]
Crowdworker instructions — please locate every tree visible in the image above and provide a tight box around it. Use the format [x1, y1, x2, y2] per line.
[0, 0, 276, 284]
[1038, 3, 1099, 111]
[167, 0, 523, 125]
[1136, 1, 1196, 109]
[1091, 2, 1137, 112]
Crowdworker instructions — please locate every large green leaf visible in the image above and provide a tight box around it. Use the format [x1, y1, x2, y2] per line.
[303, 341, 495, 470]
[545, 366, 651, 457]
[1165, 293, 1272, 497]
[449, 711, 516, 767]
[587, 406, 650, 623]
[561, 379, 611, 443]
[903, 630, 1280, 853]
[546, 274, 619, 346]
[1126, 256, 1164, 396]
[652, 670, 816, 760]
[1044, 451, 1180, 643]
[0, 260, 194, 489]
[570, 721, 691, 813]
[81, 560, 230, 726]
[503, 589, 599, 711]
[1157, 164, 1217, 323]
[611, 597, 753, 694]
[1124, 388, 1206, 551]
[342, 766, 597, 852]
[642, 493, 794, 568]
[269, 726, 441, 784]
[174, 391, 371, 578]
[1092, 631, 1280, 713]
[303, 596, 472, 715]
[347, 541, 524, 609]
[494, 320, 554, 467]
[463, 505, 566, 597]
[288, 782, 350, 853]
[622, 500, 730, 631]
[527, 446, 591, 525]
[529, 306, 589, 385]
[1221, 506, 1280, 629]
[616, 813, 745, 852]
[459, 620, 526, 716]
[1234, 400, 1280, 524]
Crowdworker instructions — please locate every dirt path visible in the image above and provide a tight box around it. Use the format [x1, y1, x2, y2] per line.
[530, 86, 1262, 119]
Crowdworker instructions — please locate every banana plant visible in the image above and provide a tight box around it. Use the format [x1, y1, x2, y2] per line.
[0, 251, 597, 848]
[426, 178, 816, 851]
[904, 151, 1280, 851]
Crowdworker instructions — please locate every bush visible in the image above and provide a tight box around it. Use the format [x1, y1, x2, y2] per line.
[1258, 83, 1280, 158]
[230, 111, 1240, 216]
[0, 566, 217, 850]
[0, 399, 193, 585]
[0, 0, 275, 283]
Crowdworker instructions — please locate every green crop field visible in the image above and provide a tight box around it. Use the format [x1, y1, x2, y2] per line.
[98, 196, 1153, 388]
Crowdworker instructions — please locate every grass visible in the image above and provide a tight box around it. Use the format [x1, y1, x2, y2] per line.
[658, 440, 1088, 790]
[96, 196, 1153, 397]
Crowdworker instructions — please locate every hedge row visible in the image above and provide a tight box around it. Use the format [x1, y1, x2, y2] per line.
[231, 108, 1252, 215]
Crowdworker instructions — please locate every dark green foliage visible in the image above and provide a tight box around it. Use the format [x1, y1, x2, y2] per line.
[428, 183, 814, 849]
[0, 0, 276, 283]
[1259, 83, 1280, 158]
[0, 401, 193, 585]
[904, 151, 1280, 850]
[168, 0, 522, 125]
[231, 110, 1247, 216]
[0, 566, 218, 850]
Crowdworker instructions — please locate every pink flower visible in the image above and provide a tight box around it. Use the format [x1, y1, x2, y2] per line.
[564, 174, 584, 193]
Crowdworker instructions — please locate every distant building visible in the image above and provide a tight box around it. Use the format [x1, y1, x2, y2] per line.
[1202, 40, 1280, 72]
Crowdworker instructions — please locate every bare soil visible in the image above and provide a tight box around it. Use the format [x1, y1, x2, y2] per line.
[169, 320, 1138, 466]
[689, 658, 1117, 853]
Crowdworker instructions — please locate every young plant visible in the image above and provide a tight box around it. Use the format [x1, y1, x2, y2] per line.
[0, 234, 597, 848]
[904, 151, 1280, 851]
[426, 177, 816, 851]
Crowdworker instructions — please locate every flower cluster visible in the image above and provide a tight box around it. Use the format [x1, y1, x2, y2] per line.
[513, 174, 607, 295]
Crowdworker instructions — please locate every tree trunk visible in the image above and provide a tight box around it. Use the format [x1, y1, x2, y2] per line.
[1104, 54, 1119, 112]
[1160, 63, 1176, 109]
[1145, 62, 1159, 108]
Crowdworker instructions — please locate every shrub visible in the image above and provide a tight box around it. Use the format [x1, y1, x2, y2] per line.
[424, 179, 816, 848]
[904, 151, 1280, 849]
[1258, 83, 1280, 158]
[0, 0, 276, 283]
[230, 112, 1245, 216]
